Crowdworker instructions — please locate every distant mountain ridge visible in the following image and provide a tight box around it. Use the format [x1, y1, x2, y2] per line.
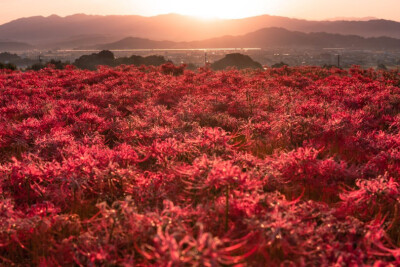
[97, 37, 177, 50]
[1, 13, 400, 48]
[325, 17, 379, 22]
[93, 27, 400, 50]
[0, 41, 33, 51]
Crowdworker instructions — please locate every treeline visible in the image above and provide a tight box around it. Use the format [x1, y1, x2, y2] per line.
[0, 62, 17, 70]
[73, 50, 168, 70]
[0, 52, 36, 70]
[0, 50, 293, 71]
[0, 50, 171, 71]
[0, 50, 392, 72]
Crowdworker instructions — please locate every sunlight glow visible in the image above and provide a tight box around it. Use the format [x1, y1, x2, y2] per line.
[130, 0, 282, 20]
[2, 0, 400, 25]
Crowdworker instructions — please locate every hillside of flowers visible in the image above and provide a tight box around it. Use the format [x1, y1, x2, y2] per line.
[1, 63, 400, 265]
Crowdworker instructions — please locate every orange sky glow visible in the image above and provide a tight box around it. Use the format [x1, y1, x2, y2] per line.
[0, 0, 399, 24]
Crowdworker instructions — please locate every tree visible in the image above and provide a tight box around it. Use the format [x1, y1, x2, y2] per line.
[377, 63, 388, 70]
[0, 62, 17, 70]
[271, 62, 289, 68]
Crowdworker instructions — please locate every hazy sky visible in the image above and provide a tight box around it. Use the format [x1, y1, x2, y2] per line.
[1, 0, 399, 24]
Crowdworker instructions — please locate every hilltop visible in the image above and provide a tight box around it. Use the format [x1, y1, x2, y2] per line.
[1, 13, 400, 48]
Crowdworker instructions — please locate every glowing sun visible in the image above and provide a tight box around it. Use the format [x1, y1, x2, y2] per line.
[160, 0, 280, 19]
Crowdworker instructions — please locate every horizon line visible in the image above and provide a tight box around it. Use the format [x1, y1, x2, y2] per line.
[0, 12, 394, 26]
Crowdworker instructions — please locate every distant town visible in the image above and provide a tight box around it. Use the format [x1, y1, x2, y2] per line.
[1, 47, 400, 70]
[2, 14, 400, 70]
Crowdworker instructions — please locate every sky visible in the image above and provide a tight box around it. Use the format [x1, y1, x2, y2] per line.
[1, 0, 399, 24]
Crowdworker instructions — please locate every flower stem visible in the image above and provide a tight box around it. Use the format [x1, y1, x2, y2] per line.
[225, 185, 229, 232]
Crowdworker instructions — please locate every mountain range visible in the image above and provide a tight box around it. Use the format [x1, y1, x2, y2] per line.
[1, 13, 400, 50]
[94, 28, 400, 50]
[0, 41, 33, 51]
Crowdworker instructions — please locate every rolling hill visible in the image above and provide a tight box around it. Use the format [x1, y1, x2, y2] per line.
[0, 41, 34, 51]
[93, 28, 400, 50]
[0, 13, 400, 48]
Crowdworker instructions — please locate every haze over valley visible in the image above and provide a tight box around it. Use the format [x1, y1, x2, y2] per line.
[1, 13, 400, 69]
[1, 13, 400, 47]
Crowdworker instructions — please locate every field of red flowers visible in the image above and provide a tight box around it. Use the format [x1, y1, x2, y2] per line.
[1, 63, 400, 265]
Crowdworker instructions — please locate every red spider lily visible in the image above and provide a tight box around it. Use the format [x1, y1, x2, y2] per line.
[1, 65, 400, 265]
[339, 173, 400, 221]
